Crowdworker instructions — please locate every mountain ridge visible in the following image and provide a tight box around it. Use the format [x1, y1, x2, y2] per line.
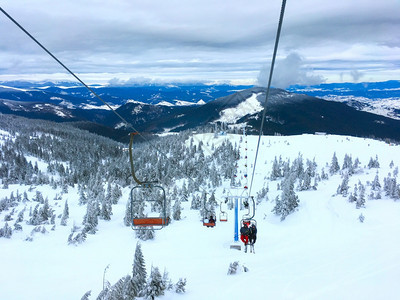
[1, 81, 400, 142]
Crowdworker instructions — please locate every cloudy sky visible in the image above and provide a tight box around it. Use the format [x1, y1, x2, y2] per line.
[0, 0, 399, 87]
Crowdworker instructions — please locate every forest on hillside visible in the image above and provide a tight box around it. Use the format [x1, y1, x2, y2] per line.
[2, 113, 400, 298]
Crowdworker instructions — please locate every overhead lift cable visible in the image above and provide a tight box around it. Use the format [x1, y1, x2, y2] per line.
[0, 6, 166, 159]
[0, 7, 229, 222]
[248, 0, 287, 197]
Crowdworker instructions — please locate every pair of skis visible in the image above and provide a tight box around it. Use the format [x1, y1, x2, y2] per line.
[244, 243, 255, 254]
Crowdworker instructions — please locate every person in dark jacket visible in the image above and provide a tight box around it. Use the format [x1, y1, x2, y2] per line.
[248, 223, 257, 253]
[209, 215, 215, 224]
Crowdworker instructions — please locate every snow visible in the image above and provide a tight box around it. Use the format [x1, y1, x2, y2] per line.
[156, 101, 174, 107]
[1, 133, 400, 299]
[322, 95, 400, 120]
[80, 104, 121, 110]
[216, 93, 263, 123]
[0, 85, 28, 92]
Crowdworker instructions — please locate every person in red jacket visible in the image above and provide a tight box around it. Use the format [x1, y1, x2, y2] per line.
[240, 221, 250, 252]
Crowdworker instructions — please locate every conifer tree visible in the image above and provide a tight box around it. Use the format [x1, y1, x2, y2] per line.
[111, 183, 122, 204]
[272, 174, 299, 221]
[60, 200, 69, 226]
[330, 152, 340, 175]
[34, 191, 44, 203]
[348, 185, 358, 203]
[143, 266, 164, 300]
[356, 181, 366, 208]
[175, 278, 187, 294]
[337, 172, 350, 196]
[270, 156, 282, 180]
[124, 199, 132, 226]
[40, 198, 51, 222]
[181, 182, 189, 202]
[80, 290, 91, 300]
[190, 195, 201, 210]
[100, 195, 112, 221]
[82, 198, 98, 234]
[172, 200, 182, 220]
[23, 191, 29, 203]
[136, 227, 155, 241]
[29, 204, 40, 225]
[394, 167, 399, 177]
[342, 154, 353, 171]
[0, 222, 12, 238]
[371, 173, 381, 191]
[368, 155, 380, 169]
[132, 242, 147, 295]
[79, 188, 87, 205]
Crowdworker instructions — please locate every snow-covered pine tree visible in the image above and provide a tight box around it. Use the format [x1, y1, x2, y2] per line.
[80, 290, 91, 300]
[291, 153, 304, 178]
[353, 157, 361, 172]
[368, 155, 380, 169]
[100, 193, 112, 221]
[60, 200, 69, 226]
[359, 213, 365, 223]
[348, 185, 358, 203]
[227, 261, 240, 275]
[371, 173, 381, 191]
[106, 277, 126, 299]
[16, 207, 25, 223]
[122, 274, 137, 299]
[329, 152, 340, 175]
[34, 190, 44, 203]
[389, 160, 394, 168]
[181, 182, 189, 202]
[337, 172, 350, 197]
[0, 222, 12, 238]
[67, 224, 87, 245]
[39, 198, 51, 222]
[190, 195, 201, 210]
[256, 186, 269, 204]
[383, 176, 399, 199]
[356, 181, 366, 208]
[132, 242, 147, 294]
[272, 173, 299, 221]
[342, 154, 353, 172]
[111, 183, 122, 204]
[124, 198, 132, 226]
[270, 156, 282, 180]
[161, 269, 173, 292]
[136, 227, 155, 241]
[28, 204, 40, 225]
[23, 191, 29, 203]
[175, 278, 187, 293]
[143, 266, 164, 300]
[82, 198, 98, 234]
[172, 200, 182, 220]
[79, 188, 87, 205]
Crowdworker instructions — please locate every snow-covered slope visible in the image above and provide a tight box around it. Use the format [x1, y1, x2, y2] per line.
[1, 132, 400, 299]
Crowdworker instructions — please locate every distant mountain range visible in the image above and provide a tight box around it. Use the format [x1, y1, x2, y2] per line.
[287, 80, 400, 120]
[0, 80, 399, 142]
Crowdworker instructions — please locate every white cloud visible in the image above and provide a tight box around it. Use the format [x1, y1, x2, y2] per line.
[257, 53, 325, 88]
[0, 0, 399, 84]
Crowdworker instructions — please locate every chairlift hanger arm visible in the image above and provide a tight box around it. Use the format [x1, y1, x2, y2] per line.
[242, 196, 255, 221]
[129, 132, 143, 185]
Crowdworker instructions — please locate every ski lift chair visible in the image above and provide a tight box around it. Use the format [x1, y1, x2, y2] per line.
[219, 199, 228, 222]
[128, 132, 170, 230]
